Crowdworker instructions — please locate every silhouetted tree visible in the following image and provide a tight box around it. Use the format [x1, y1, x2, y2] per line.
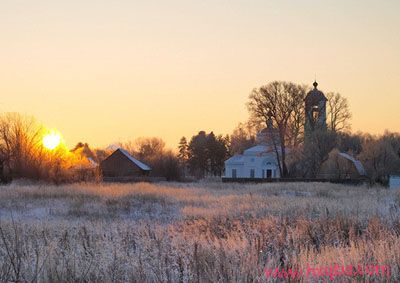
[336, 132, 363, 154]
[247, 81, 307, 177]
[0, 113, 43, 179]
[326, 92, 352, 132]
[134, 137, 165, 161]
[206, 132, 229, 176]
[178, 137, 189, 163]
[0, 156, 10, 184]
[121, 137, 182, 181]
[160, 150, 181, 181]
[382, 131, 400, 159]
[188, 131, 209, 178]
[229, 122, 257, 155]
[358, 132, 400, 184]
[177, 136, 189, 176]
[187, 131, 229, 178]
[0, 112, 86, 182]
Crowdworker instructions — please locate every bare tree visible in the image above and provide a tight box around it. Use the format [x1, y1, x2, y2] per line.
[287, 85, 307, 148]
[0, 113, 44, 179]
[247, 81, 307, 177]
[121, 137, 182, 180]
[229, 121, 258, 155]
[120, 137, 165, 162]
[326, 92, 352, 132]
[358, 133, 400, 184]
[134, 137, 165, 160]
[0, 113, 91, 182]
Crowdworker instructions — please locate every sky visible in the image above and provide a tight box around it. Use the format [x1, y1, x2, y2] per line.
[1, 0, 399, 149]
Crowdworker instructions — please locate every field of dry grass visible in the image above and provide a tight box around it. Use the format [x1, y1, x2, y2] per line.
[0, 181, 399, 282]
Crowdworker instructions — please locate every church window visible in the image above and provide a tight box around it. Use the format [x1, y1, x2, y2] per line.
[312, 106, 319, 121]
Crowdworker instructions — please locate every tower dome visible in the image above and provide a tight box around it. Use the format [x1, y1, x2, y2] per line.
[256, 111, 280, 145]
[305, 81, 327, 105]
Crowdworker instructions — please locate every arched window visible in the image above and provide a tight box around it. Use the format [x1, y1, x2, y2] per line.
[312, 105, 319, 122]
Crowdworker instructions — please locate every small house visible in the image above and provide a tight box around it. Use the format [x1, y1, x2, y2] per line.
[100, 148, 151, 181]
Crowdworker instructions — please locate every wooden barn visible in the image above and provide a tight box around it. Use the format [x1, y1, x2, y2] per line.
[318, 150, 367, 179]
[100, 148, 151, 181]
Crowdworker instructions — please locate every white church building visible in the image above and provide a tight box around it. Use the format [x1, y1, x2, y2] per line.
[224, 121, 281, 179]
[224, 144, 280, 179]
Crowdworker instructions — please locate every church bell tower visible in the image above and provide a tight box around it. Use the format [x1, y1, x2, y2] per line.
[305, 81, 327, 138]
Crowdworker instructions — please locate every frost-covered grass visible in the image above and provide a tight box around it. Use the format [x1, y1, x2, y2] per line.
[0, 181, 399, 282]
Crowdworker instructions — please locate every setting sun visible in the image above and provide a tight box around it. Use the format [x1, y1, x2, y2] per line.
[43, 132, 61, 150]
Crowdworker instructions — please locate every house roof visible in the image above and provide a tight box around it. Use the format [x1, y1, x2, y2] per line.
[243, 145, 268, 155]
[225, 155, 246, 165]
[225, 152, 277, 166]
[117, 148, 152, 171]
[243, 145, 276, 155]
[338, 152, 366, 176]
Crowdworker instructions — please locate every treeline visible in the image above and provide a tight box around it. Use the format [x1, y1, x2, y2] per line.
[116, 132, 230, 181]
[1, 81, 399, 184]
[340, 132, 400, 184]
[227, 122, 400, 184]
[1, 111, 399, 184]
[0, 114, 230, 182]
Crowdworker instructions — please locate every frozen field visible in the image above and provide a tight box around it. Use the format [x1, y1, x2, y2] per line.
[0, 181, 399, 282]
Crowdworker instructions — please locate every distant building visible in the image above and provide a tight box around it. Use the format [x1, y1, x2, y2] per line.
[318, 150, 367, 179]
[223, 80, 369, 182]
[389, 175, 400, 189]
[224, 145, 280, 179]
[224, 115, 281, 179]
[305, 81, 327, 141]
[100, 148, 151, 181]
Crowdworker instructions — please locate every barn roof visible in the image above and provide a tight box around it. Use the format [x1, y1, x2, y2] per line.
[117, 148, 151, 171]
[338, 152, 366, 176]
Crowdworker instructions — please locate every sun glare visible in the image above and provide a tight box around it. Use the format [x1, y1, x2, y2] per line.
[43, 132, 61, 150]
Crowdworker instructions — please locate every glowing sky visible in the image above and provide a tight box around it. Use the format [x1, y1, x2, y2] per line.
[1, 0, 399, 149]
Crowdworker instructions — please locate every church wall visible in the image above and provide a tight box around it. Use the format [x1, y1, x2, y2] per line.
[224, 160, 280, 179]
